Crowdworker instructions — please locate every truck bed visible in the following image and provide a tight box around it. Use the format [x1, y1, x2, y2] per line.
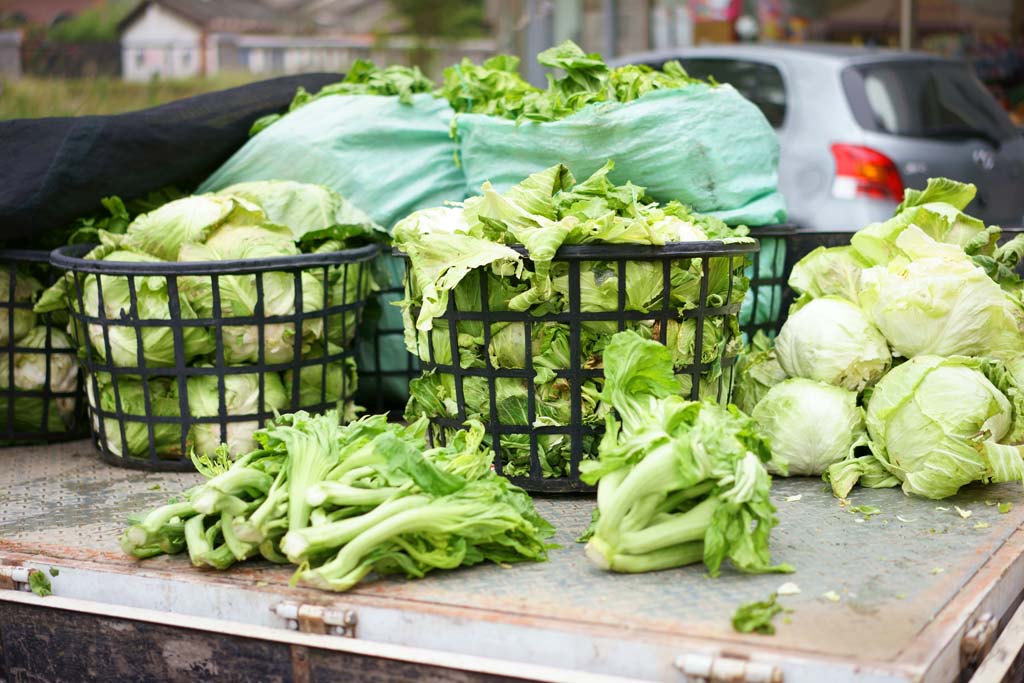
[3, 440, 1024, 682]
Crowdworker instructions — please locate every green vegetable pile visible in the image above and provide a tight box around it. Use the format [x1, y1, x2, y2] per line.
[580, 331, 791, 575]
[395, 162, 750, 478]
[250, 61, 435, 135]
[440, 40, 703, 122]
[736, 178, 1024, 498]
[38, 180, 382, 459]
[120, 411, 555, 592]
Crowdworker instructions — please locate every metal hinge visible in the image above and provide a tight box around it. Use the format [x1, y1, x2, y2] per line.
[0, 566, 39, 592]
[675, 653, 783, 683]
[963, 612, 998, 669]
[272, 601, 357, 637]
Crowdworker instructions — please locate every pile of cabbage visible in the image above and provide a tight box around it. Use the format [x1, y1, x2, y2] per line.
[736, 178, 1024, 499]
[0, 265, 80, 435]
[395, 162, 751, 479]
[37, 181, 382, 459]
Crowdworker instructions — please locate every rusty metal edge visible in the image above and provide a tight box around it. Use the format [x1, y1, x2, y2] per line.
[967, 594, 1024, 683]
[897, 525, 1024, 683]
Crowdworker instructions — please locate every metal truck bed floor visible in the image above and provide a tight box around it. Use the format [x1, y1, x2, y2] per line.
[2, 440, 1024, 683]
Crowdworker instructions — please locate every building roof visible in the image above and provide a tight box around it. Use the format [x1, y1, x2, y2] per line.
[0, 0, 100, 27]
[818, 0, 1010, 35]
[119, 0, 283, 34]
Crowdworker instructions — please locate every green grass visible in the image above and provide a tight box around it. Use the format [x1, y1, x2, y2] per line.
[0, 74, 264, 120]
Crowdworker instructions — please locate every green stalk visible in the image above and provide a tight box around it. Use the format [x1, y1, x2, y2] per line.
[596, 467, 627, 510]
[205, 466, 273, 497]
[123, 500, 195, 549]
[655, 481, 715, 514]
[596, 444, 679, 539]
[221, 511, 257, 561]
[614, 495, 719, 556]
[302, 498, 477, 584]
[234, 470, 288, 543]
[184, 514, 211, 567]
[259, 535, 289, 564]
[193, 488, 251, 516]
[591, 540, 705, 573]
[620, 492, 666, 534]
[280, 495, 430, 563]
[306, 482, 406, 508]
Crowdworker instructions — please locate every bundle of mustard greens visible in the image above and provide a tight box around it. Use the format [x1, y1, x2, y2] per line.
[120, 411, 555, 592]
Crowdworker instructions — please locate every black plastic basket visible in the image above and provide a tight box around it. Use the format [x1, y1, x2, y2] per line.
[0, 250, 87, 443]
[740, 224, 797, 339]
[51, 242, 379, 470]
[355, 253, 419, 414]
[400, 240, 758, 492]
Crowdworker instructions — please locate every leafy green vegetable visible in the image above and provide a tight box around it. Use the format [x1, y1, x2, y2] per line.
[441, 40, 702, 122]
[752, 378, 867, 476]
[999, 502, 1013, 514]
[580, 331, 791, 576]
[859, 227, 1024, 361]
[838, 355, 1024, 499]
[120, 411, 555, 592]
[775, 297, 890, 392]
[732, 331, 787, 415]
[251, 60, 435, 135]
[396, 164, 748, 478]
[732, 593, 786, 635]
[28, 571, 52, 597]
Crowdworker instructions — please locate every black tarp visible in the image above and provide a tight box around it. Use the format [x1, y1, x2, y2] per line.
[0, 72, 341, 244]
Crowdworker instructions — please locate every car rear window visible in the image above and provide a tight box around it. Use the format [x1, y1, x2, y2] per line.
[649, 58, 787, 128]
[842, 61, 1017, 143]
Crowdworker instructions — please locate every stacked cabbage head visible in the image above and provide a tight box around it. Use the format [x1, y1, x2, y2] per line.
[0, 265, 81, 436]
[38, 181, 381, 460]
[736, 178, 1024, 499]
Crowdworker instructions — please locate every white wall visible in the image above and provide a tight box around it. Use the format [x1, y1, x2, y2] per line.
[121, 4, 202, 81]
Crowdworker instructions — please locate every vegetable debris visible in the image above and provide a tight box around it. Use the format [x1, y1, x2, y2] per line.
[732, 593, 787, 635]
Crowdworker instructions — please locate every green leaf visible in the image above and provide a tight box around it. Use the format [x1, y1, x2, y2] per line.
[732, 593, 786, 635]
[28, 571, 52, 597]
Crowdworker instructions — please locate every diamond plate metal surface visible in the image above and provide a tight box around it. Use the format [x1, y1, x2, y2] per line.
[2, 439, 1023, 666]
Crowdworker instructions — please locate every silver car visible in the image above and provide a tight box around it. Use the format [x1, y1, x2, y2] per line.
[612, 44, 1024, 230]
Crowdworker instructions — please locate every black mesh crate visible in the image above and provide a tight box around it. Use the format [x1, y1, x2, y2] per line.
[51, 242, 379, 470]
[0, 250, 87, 443]
[739, 224, 796, 340]
[400, 240, 758, 493]
[355, 253, 418, 414]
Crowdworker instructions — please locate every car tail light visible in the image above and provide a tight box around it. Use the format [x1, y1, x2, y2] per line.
[830, 144, 904, 202]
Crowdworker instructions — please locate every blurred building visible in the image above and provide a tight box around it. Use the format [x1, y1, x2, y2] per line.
[117, 0, 494, 80]
[0, 31, 22, 78]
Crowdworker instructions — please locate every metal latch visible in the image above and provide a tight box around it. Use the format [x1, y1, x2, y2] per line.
[963, 612, 998, 669]
[675, 653, 783, 683]
[272, 602, 357, 637]
[0, 566, 39, 592]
